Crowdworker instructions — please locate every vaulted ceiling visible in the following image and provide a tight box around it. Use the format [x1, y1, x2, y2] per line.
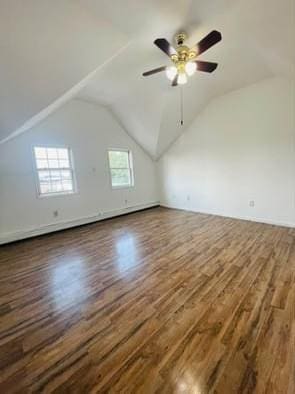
[0, 0, 294, 158]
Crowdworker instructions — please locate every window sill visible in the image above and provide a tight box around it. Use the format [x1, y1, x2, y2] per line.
[111, 185, 134, 190]
[37, 191, 78, 199]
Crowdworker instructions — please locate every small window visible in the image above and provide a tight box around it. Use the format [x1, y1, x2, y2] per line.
[33, 146, 76, 196]
[108, 149, 134, 188]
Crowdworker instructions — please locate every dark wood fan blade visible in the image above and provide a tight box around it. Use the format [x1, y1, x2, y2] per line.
[195, 61, 218, 73]
[171, 74, 178, 87]
[142, 66, 167, 76]
[193, 30, 222, 56]
[154, 38, 177, 57]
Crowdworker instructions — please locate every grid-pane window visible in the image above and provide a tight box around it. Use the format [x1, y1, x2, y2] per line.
[34, 147, 75, 196]
[108, 150, 133, 188]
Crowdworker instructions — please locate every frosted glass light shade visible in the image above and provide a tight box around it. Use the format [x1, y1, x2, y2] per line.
[178, 73, 188, 85]
[185, 61, 196, 76]
[166, 66, 177, 81]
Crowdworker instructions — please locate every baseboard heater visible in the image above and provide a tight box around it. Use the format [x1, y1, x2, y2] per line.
[0, 202, 160, 245]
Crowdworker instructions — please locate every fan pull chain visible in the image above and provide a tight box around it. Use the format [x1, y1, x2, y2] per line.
[180, 86, 184, 126]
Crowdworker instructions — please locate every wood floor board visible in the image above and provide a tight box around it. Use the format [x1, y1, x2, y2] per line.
[0, 207, 294, 393]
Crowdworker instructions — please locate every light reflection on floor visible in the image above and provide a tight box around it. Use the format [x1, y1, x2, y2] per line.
[51, 258, 86, 312]
[176, 371, 202, 394]
[115, 232, 138, 276]
[50, 232, 138, 312]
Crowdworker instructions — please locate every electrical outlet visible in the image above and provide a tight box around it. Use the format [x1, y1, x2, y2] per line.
[249, 200, 255, 207]
[187, 195, 190, 201]
[53, 210, 59, 217]
[125, 199, 128, 205]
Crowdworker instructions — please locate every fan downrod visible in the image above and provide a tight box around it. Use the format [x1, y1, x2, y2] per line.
[175, 32, 187, 46]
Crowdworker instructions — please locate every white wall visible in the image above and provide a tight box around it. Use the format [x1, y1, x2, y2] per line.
[0, 99, 158, 243]
[158, 77, 295, 227]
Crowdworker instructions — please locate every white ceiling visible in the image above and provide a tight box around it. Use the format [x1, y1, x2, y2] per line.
[0, 0, 294, 158]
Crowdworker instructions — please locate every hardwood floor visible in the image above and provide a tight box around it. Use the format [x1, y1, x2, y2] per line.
[0, 207, 294, 393]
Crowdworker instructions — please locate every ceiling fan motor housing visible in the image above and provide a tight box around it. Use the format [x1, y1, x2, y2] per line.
[172, 32, 197, 65]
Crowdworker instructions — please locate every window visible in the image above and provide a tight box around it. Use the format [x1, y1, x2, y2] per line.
[108, 149, 134, 188]
[33, 146, 76, 196]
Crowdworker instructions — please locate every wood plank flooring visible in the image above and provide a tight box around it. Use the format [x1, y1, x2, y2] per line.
[0, 207, 294, 393]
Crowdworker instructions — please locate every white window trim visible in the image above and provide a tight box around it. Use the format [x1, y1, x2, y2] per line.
[107, 148, 134, 190]
[32, 145, 78, 198]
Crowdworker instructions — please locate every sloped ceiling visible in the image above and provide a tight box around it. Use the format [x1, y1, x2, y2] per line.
[0, 0, 294, 158]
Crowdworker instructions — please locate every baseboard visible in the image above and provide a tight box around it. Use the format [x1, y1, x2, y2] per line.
[0, 201, 160, 245]
[160, 203, 295, 229]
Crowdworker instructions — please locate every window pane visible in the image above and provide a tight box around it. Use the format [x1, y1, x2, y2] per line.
[38, 171, 50, 182]
[50, 181, 62, 193]
[48, 159, 59, 168]
[60, 170, 71, 180]
[50, 170, 61, 181]
[36, 159, 48, 169]
[111, 169, 131, 187]
[57, 148, 69, 160]
[59, 159, 70, 168]
[109, 151, 129, 169]
[47, 148, 58, 159]
[40, 183, 52, 194]
[34, 147, 47, 159]
[62, 180, 73, 191]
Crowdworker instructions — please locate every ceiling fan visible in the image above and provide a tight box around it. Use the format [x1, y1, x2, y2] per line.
[143, 30, 222, 86]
